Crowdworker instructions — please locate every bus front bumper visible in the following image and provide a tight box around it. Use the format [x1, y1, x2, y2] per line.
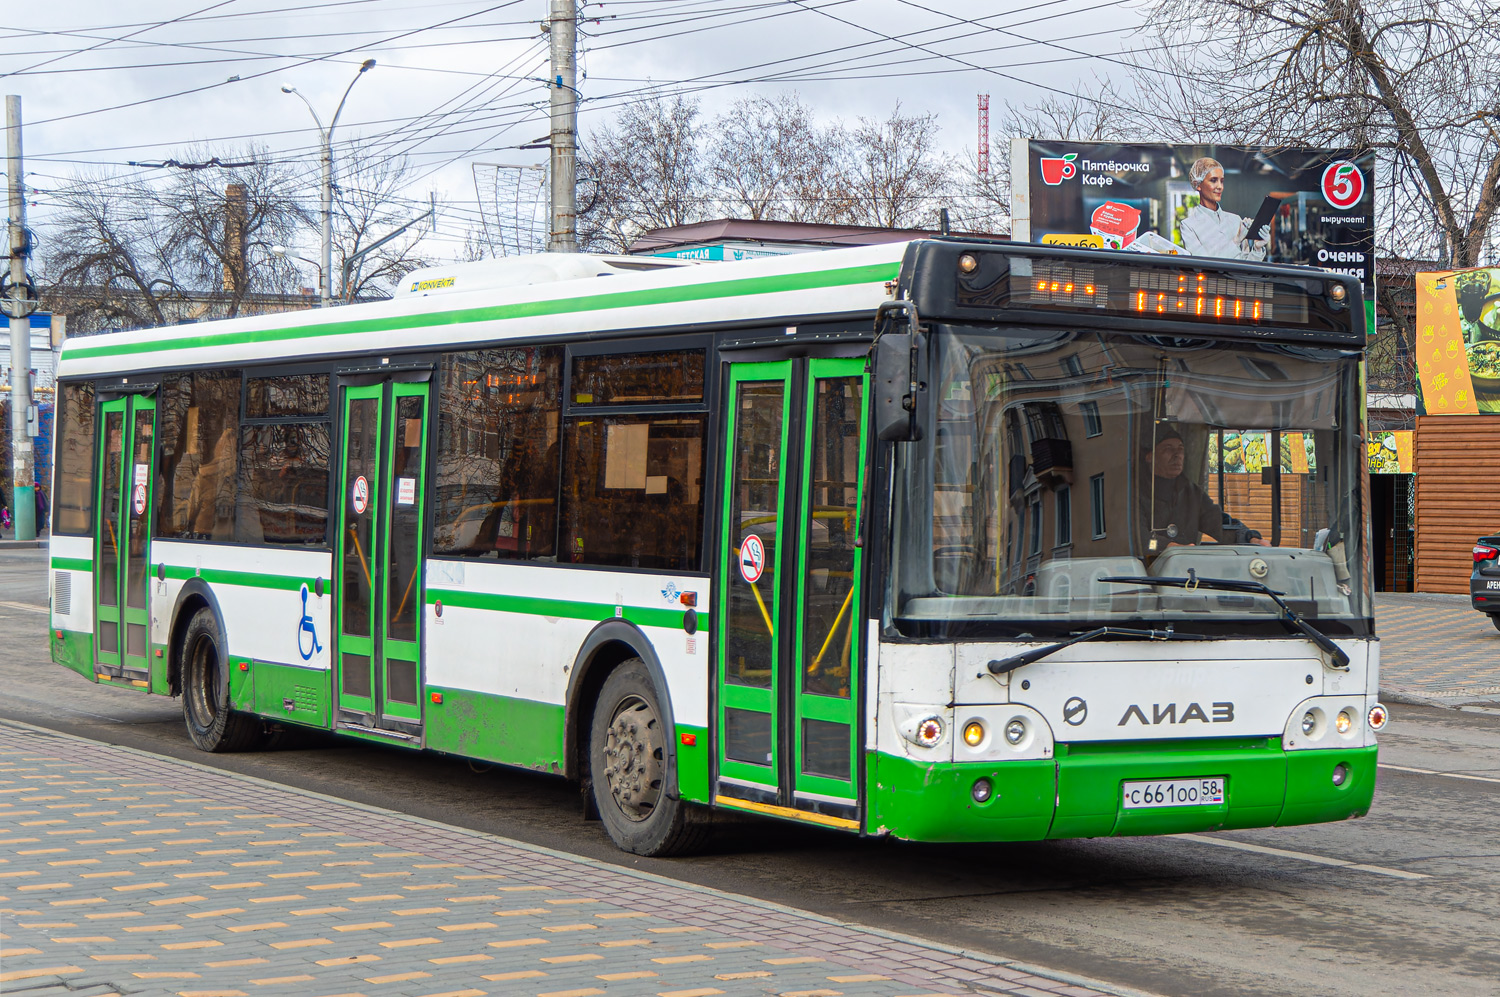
[868, 739, 1377, 842]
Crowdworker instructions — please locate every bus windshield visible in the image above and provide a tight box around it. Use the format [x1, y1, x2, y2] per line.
[889, 324, 1368, 634]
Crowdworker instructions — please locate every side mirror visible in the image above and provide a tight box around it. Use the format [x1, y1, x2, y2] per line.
[871, 303, 926, 442]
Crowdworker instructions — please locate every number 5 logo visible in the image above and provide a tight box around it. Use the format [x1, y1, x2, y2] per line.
[1320, 161, 1364, 210]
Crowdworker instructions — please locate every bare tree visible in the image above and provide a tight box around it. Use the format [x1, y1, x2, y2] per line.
[329, 148, 434, 301]
[844, 104, 953, 229]
[580, 93, 709, 252]
[1132, 0, 1500, 268]
[708, 94, 849, 223]
[41, 148, 304, 332]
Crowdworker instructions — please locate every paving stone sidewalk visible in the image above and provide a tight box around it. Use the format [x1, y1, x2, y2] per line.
[1375, 592, 1500, 704]
[0, 721, 1133, 997]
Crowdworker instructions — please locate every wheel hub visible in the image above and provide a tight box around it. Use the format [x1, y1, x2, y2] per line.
[602, 695, 663, 822]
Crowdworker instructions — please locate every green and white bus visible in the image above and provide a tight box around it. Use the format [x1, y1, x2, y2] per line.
[47, 240, 1386, 855]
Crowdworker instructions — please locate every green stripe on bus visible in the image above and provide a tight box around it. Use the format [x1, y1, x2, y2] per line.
[51, 557, 93, 572]
[428, 587, 685, 630]
[66, 262, 900, 362]
[161, 564, 310, 591]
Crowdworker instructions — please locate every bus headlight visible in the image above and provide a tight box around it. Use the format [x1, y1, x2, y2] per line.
[1335, 711, 1353, 735]
[963, 721, 985, 747]
[1367, 704, 1388, 731]
[1301, 711, 1317, 735]
[971, 778, 993, 803]
[1004, 720, 1026, 744]
[1331, 762, 1350, 786]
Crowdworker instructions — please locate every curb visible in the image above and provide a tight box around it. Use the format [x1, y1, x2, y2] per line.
[0, 716, 1162, 997]
[1380, 685, 1456, 709]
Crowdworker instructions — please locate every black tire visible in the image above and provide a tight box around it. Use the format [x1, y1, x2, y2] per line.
[180, 609, 262, 753]
[589, 658, 706, 856]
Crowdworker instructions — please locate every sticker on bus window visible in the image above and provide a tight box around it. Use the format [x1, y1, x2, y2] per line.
[132, 483, 147, 516]
[397, 477, 416, 506]
[134, 463, 149, 488]
[740, 534, 766, 583]
[351, 475, 370, 515]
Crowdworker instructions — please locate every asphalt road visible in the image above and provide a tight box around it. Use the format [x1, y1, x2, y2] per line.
[3, 546, 1498, 997]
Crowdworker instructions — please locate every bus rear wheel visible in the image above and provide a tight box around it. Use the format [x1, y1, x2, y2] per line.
[180, 609, 262, 753]
[589, 659, 705, 856]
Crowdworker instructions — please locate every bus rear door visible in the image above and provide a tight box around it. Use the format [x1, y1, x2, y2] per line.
[715, 357, 869, 829]
[93, 392, 157, 687]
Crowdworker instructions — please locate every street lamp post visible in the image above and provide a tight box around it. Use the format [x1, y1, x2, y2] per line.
[282, 59, 375, 306]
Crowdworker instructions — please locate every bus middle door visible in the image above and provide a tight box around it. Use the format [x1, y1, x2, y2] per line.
[333, 376, 431, 740]
[714, 357, 870, 830]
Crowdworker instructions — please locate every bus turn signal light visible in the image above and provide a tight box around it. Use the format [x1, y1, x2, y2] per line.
[431, 692, 443, 705]
[680, 732, 697, 746]
[963, 721, 985, 746]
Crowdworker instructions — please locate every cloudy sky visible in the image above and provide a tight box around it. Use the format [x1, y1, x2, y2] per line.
[3, 0, 1145, 265]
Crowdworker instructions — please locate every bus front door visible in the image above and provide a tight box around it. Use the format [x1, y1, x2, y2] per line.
[93, 393, 158, 686]
[715, 357, 869, 829]
[333, 380, 431, 739]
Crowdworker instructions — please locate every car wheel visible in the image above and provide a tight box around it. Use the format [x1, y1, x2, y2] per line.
[589, 658, 706, 856]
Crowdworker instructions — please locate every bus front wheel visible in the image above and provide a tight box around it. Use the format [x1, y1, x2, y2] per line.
[180, 609, 262, 753]
[588, 659, 705, 856]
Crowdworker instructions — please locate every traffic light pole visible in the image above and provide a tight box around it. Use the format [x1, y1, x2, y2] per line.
[5, 95, 35, 541]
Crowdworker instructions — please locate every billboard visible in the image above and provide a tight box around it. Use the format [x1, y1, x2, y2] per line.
[1414, 270, 1500, 414]
[1010, 141, 1375, 295]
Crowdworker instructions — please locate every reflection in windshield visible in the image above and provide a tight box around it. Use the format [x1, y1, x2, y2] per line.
[891, 325, 1367, 629]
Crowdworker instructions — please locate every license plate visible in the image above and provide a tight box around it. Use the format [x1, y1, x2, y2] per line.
[1121, 777, 1226, 809]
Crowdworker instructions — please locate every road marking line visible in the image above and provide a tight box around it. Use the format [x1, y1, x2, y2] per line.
[1177, 833, 1429, 879]
[0, 601, 47, 614]
[1379, 763, 1500, 785]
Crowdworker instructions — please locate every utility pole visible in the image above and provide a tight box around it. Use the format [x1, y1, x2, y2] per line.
[4, 95, 36, 541]
[547, 0, 578, 252]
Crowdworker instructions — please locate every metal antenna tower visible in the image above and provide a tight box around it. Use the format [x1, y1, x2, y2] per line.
[977, 94, 990, 178]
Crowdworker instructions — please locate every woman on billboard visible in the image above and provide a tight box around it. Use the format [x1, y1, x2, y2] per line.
[1179, 157, 1270, 260]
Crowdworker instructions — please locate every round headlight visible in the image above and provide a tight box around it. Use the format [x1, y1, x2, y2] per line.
[1005, 719, 1026, 745]
[1331, 762, 1350, 787]
[1367, 704, 1388, 731]
[963, 721, 985, 747]
[1336, 710, 1353, 735]
[958, 252, 979, 274]
[915, 716, 944, 747]
[1301, 711, 1317, 735]
[971, 778, 993, 803]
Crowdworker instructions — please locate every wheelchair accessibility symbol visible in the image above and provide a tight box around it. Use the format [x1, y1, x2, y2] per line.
[297, 584, 323, 661]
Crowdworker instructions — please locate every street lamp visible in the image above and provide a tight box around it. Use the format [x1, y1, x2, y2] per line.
[282, 58, 375, 306]
[270, 245, 322, 300]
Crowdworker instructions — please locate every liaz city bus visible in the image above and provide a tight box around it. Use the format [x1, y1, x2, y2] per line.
[46, 240, 1386, 856]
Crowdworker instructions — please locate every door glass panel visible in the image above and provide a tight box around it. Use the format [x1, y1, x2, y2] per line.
[725, 382, 784, 689]
[724, 707, 773, 766]
[341, 398, 378, 639]
[801, 718, 851, 780]
[341, 653, 371, 697]
[99, 412, 124, 608]
[125, 408, 154, 611]
[800, 376, 861, 699]
[387, 660, 418, 705]
[385, 395, 424, 643]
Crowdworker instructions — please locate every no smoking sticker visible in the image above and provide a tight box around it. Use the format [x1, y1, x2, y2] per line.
[132, 483, 147, 516]
[739, 534, 765, 583]
[351, 475, 370, 515]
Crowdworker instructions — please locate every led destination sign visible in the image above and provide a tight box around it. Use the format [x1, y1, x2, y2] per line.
[954, 252, 1352, 333]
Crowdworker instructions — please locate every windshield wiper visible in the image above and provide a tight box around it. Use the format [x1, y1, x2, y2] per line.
[987, 625, 1209, 677]
[1100, 570, 1351, 669]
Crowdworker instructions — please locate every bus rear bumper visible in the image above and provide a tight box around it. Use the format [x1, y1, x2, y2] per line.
[868, 741, 1377, 842]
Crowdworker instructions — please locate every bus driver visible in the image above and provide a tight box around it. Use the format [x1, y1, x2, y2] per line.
[1140, 424, 1266, 554]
